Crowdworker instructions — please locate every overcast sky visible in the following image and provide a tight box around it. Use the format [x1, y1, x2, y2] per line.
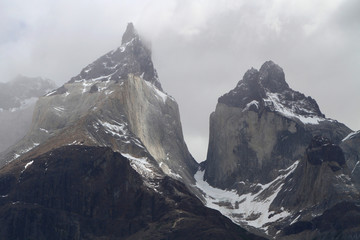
[1, 0, 359, 161]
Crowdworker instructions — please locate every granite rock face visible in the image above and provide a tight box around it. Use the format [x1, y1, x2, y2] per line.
[0, 76, 56, 152]
[0, 145, 265, 240]
[204, 61, 350, 189]
[0, 23, 198, 194]
[195, 61, 356, 239]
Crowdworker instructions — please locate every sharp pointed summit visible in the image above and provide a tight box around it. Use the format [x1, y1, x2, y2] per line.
[259, 60, 288, 92]
[68, 22, 162, 90]
[122, 22, 137, 44]
[0, 23, 198, 198]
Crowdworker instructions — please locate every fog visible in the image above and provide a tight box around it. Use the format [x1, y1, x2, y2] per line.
[1, 0, 359, 161]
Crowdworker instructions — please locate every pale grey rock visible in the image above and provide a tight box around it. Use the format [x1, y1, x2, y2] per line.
[199, 61, 354, 239]
[204, 61, 351, 189]
[0, 24, 198, 193]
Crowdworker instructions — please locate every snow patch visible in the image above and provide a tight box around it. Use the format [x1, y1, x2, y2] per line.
[12, 142, 41, 161]
[194, 160, 299, 230]
[67, 140, 79, 145]
[352, 161, 360, 174]
[20, 143, 39, 154]
[159, 162, 182, 179]
[121, 153, 161, 190]
[342, 130, 360, 142]
[45, 90, 56, 97]
[144, 81, 167, 104]
[82, 81, 93, 94]
[243, 100, 259, 112]
[105, 90, 114, 95]
[24, 160, 34, 170]
[53, 106, 65, 112]
[290, 215, 301, 225]
[264, 92, 325, 124]
[39, 128, 49, 134]
[98, 120, 127, 137]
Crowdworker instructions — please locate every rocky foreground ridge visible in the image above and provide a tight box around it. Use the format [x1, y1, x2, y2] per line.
[0, 145, 264, 240]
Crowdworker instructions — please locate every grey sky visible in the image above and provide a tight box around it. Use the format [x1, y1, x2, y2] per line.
[1, 0, 359, 161]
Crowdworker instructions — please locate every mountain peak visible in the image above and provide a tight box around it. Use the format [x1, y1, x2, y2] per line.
[68, 23, 162, 90]
[218, 61, 326, 123]
[259, 60, 288, 92]
[121, 22, 138, 45]
[241, 67, 259, 83]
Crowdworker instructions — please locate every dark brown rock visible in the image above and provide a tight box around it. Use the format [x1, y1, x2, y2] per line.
[0, 145, 265, 240]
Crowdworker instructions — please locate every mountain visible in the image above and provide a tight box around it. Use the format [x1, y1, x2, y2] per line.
[195, 61, 359, 239]
[204, 61, 351, 189]
[0, 23, 198, 191]
[0, 23, 265, 239]
[0, 76, 56, 152]
[0, 145, 265, 240]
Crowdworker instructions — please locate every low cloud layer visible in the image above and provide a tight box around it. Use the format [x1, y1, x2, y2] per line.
[1, 0, 359, 161]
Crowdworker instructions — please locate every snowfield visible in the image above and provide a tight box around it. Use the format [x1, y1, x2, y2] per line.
[194, 160, 299, 231]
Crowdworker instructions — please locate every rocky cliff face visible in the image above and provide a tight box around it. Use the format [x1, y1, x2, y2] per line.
[204, 61, 350, 189]
[0, 145, 264, 240]
[0, 76, 56, 152]
[195, 61, 357, 239]
[0, 24, 198, 190]
[272, 136, 360, 239]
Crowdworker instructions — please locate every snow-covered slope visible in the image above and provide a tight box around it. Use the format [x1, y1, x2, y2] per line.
[195, 160, 298, 233]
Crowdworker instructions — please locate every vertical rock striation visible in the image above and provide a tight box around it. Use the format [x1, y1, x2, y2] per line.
[0, 23, 198, 191]
[204, 61, 351, 189]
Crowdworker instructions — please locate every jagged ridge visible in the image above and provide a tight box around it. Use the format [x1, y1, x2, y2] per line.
[219, 61, 325, 124]
[67, 22, 162, 90]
